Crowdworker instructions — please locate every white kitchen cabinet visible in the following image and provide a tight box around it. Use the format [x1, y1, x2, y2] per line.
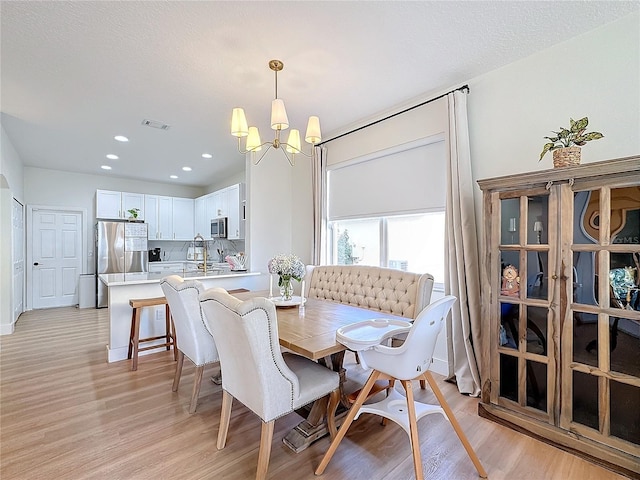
[144, 195, 192, 240]
[157, 196, 173, 240]
[194, 196, 206, 238]
[224, 183, 245, 240]
[145, 195, 172, 240]
[172, 197, 194, 240]
[144, 195, 158, 240]
[148, 262, 185, 274]
[97, 190, 145, 220]
[122, 192, 145, 219]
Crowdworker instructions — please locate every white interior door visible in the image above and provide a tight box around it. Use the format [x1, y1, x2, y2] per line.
[32, 209, 83, 309]
[12, 198, 24, 321]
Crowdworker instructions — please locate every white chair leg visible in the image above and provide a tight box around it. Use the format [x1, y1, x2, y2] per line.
[256, 420, 274, 480]
[401, 379, 424, 480]
[217, 390, 233, 450]
[172, 350, 184, 392]
[188, 364, 204, 414]
[423, 372, 488, 478]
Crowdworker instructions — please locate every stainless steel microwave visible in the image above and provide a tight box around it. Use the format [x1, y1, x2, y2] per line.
[211, 217, 227, 238]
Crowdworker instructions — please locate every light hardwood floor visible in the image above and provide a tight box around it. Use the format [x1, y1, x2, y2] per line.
[0, 307, 631, 480]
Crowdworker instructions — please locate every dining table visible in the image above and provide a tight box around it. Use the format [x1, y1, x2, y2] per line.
[233, 290, 412, 452]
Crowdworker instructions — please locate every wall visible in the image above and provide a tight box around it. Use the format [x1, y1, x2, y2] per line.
[205, 170, 246, 195]
[467, 12, 639, 183]
[24, 166, 205, 275]
[246, 148, 294, 287]
[284, 12, 639, 376]
[1, 125, 25, 202]
[0, 126, 24, 333]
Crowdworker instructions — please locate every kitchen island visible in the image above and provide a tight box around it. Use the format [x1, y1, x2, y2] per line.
[100, 269, 261, 363]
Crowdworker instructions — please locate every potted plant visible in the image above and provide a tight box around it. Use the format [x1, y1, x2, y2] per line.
[539, 117, 603, 167]
[127, 208, 140, 220]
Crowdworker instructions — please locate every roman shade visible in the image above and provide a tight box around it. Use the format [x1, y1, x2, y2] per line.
[327, 137, 445, 220]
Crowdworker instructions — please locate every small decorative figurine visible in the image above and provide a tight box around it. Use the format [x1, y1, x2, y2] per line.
[501, 264, 520, 297]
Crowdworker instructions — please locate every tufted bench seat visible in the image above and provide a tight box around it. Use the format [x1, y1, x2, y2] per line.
[304, 265, 434, 320]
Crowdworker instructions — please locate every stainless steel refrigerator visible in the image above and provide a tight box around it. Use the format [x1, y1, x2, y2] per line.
[96, 221, 148, 308]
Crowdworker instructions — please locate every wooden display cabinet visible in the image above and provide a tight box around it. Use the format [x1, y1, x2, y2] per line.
[477, 156, 640, 477]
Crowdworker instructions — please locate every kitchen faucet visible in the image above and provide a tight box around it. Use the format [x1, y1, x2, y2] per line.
[193, 233, 208, 274]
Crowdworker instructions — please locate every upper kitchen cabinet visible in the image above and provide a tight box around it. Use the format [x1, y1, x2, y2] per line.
[194, 192, 217, 238]
[172, 197, 195, 240]
[194, 196, 206, 238]
[96, 190, 145, 220]
[145, 195, 194, 240]
[222, 183, 245, 240]
[194, 183, 246, 240]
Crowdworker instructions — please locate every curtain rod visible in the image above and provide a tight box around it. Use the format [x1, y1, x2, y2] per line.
[317, 84, 469, 146]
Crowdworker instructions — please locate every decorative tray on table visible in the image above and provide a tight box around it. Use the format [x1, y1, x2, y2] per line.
[268, 296, 306, 307]
[336, 318, 412, 351]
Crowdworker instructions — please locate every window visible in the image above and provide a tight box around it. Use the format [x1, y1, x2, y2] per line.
[329, 211, 445, 284]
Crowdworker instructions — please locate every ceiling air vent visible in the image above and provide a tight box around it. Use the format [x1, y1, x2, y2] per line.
[141, 119, 171, 130]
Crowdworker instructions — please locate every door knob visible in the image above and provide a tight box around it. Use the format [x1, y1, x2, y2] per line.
[33, 262, 39, 266]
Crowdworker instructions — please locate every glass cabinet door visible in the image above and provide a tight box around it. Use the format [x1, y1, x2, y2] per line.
[564, 185, 640, 455]
[493, 191, 555, 422]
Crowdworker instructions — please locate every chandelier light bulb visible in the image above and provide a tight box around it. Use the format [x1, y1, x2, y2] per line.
[286, 129, 302, 153]
[231, 108, 249, 137]
[270, 99, 289, 131]
[305, 116, 322, 144]
[246, 127, 262, 152]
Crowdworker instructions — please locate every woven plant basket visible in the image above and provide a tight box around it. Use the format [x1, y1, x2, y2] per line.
[553, 147, 581, 168]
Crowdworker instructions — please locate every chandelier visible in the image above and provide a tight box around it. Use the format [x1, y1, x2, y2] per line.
[231, 59, 322, 166]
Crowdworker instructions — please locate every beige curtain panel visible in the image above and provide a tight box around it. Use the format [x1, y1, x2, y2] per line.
[444, 90, 482, 396]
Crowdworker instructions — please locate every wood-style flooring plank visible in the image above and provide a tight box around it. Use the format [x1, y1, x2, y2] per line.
[1, 307, 631, 479]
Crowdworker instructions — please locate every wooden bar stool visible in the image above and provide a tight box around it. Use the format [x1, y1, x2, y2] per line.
[128, 296, 176, 371]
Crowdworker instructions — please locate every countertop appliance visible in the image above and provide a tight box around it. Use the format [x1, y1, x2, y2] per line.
[96, 220, 148, 308]
[149, 248, 161, 262]
[211, 217, 227, 238]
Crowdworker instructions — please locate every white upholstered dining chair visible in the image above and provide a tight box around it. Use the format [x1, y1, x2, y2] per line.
[160, 275, 219, 414]
[199, 288, 340, 480]
[315, 295, 487, 480]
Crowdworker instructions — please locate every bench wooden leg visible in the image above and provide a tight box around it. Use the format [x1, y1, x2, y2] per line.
[131, 308, 142, 371]
[127, 307, 136, 360]
[165, 304, 171, 351]
[170, 314, 178, 361]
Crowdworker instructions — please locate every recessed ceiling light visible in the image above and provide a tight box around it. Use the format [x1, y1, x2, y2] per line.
[114, 135, 129, 142]
[101, 165, 112, 170]
[202, 153, 212, 159]
[182, 166, 192, 172]
[106, 154, 119, 160]
[170, 175, 178, 179]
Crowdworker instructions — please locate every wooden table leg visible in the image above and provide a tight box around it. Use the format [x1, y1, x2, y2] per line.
[283, 351, 348, 453]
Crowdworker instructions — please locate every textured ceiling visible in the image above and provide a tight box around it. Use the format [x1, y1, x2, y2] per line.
[1, 1, 638, 187]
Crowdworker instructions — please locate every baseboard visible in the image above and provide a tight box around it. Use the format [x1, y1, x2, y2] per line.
[0, 321, 15, 335]
[430, 356, 449, 376]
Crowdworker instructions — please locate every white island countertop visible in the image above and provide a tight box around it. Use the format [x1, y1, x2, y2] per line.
[101, 269, 262, 363]
[99, 269, 258, 286]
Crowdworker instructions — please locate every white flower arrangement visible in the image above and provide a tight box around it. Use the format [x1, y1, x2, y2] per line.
[267, 253, 305, 282]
